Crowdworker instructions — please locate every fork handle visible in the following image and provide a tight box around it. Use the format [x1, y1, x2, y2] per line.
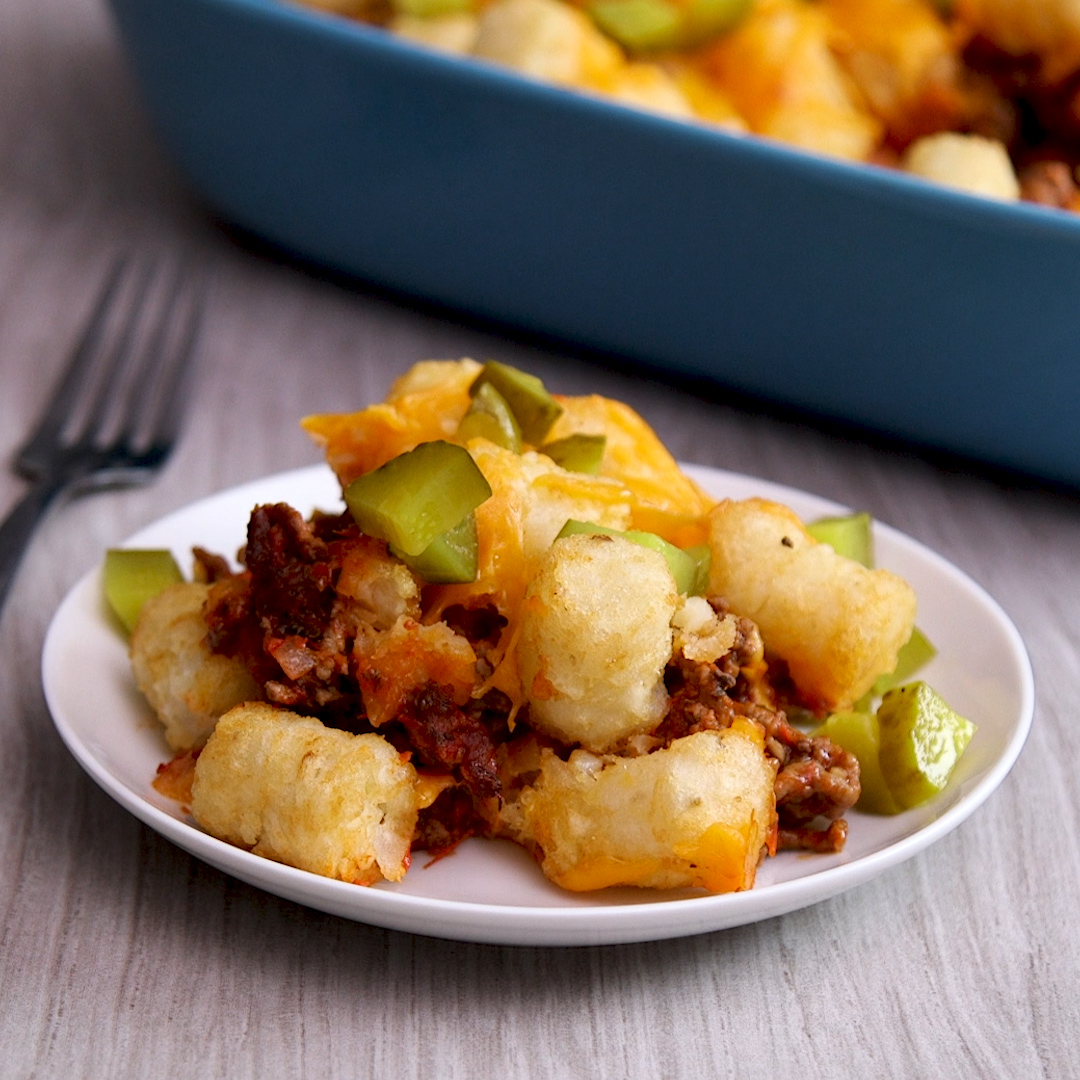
[0, 476, 69, 615]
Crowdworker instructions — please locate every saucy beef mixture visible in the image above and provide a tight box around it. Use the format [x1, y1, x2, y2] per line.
[194, 502, 859, 858]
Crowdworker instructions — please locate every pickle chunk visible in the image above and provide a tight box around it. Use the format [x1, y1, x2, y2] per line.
[871, 626, 937, 698]
[400, 512, 480, 583]
[556, 519, 707, 594]
[343, 440, 492, 558]
[104, 548, 184, 634]
[813, 710, 900, 816]
[393, 0, 473, 15]
[470, 361, 563, 445]
[877, 682, 976, 809]
[807, 511, 874, 567]
[540, 433, 606, 474]
[589, 0, 751, 51]
[590, 0, 682, 50]
[456, 381, 523, 453]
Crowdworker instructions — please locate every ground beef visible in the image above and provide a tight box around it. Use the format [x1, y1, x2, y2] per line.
[766, 716, 861, 827]
[202, 503, 505, 800]
[1019, 159, 1077, 207]
[413, 786, 491, 857]
[204, 506, 370, 713]
[397, 684, 501, 800]
[244, 503, 336, 639]
[778, 820, 849, 854]
[962, 34, 1080, 206]
[204, 573, 275, 683]
[192, 546, 235, 583]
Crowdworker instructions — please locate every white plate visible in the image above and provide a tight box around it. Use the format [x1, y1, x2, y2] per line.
[42, 464, 1034, 946]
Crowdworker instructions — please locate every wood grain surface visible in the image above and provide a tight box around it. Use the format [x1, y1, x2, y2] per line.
[1, 0, 1077, 1076]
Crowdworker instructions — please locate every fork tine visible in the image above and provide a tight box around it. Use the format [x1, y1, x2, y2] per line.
[16, 259, 130, 473]
[111, 262, 206, 464]
[0, 254, 205, 615]
[74, 264, 159, 451]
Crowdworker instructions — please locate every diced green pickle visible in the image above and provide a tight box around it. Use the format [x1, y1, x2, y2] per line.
[806, 510, 874, 568]
[556, 520, 622, 542]
[590, 0, 750, 50]
[684, 543, 712, 598]
[540, 433, 606, 474]
[457, 381, 523, 452]
[877, 681, 976, 809]
[556, 519, 704, 594]
[871, 626, 937, 697]
[392, 0, 473, 16]
[344, 440, 492, 557]
[814, 710, 900, 816]
[682, 0, 754, 42]
[103, 548, 184, 634]
[589, 0, 682, 50]
[470, 361, 563, 445]
[396, 512, 479, 584]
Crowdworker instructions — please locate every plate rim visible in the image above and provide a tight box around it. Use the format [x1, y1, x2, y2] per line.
[42, 462, 1035, 946]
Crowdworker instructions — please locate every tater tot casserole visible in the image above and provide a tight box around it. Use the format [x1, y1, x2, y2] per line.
[299, 0, 1080, 210]
[120, 359, 977, 896]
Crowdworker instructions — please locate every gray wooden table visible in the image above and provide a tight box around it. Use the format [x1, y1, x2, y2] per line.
[2, 0, 1077, 1075]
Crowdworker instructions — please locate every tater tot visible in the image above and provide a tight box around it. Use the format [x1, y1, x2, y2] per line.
[192, 703, 420, 884]
[708, 498, 917, 712]
[517, 533, 677, 751]
[472, 0, 623, 88]
[130, 582, 261, 751]
[503, 723, 777, 892]
[901, 132, 1020, 201]
[391, 12, 479, 55]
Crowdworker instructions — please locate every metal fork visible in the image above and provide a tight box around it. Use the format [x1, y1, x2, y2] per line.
[0, 257, 205, 614]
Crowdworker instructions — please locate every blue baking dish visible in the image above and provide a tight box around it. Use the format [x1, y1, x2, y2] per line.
[108, 0, 1080, 485]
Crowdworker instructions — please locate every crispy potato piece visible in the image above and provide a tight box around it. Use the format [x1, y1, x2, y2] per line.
[473, 0, 623, 86]
[335, 536, 422, 628]
[391, 12, 480, 55]
[192, 703, 420, 884]
[901, 131, 1020, 200]
[473, 0, 697, 118]
[707, 498, 917, 712]
[501, 723, 776, 892]
[130, 582, 261, 751]
[604, 63, 697, 120]
[672, 595, 739, 663]
[518, 533, 677, 751]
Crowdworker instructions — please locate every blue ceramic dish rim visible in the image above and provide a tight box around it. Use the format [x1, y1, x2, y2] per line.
[208, 0, 1080, 244]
